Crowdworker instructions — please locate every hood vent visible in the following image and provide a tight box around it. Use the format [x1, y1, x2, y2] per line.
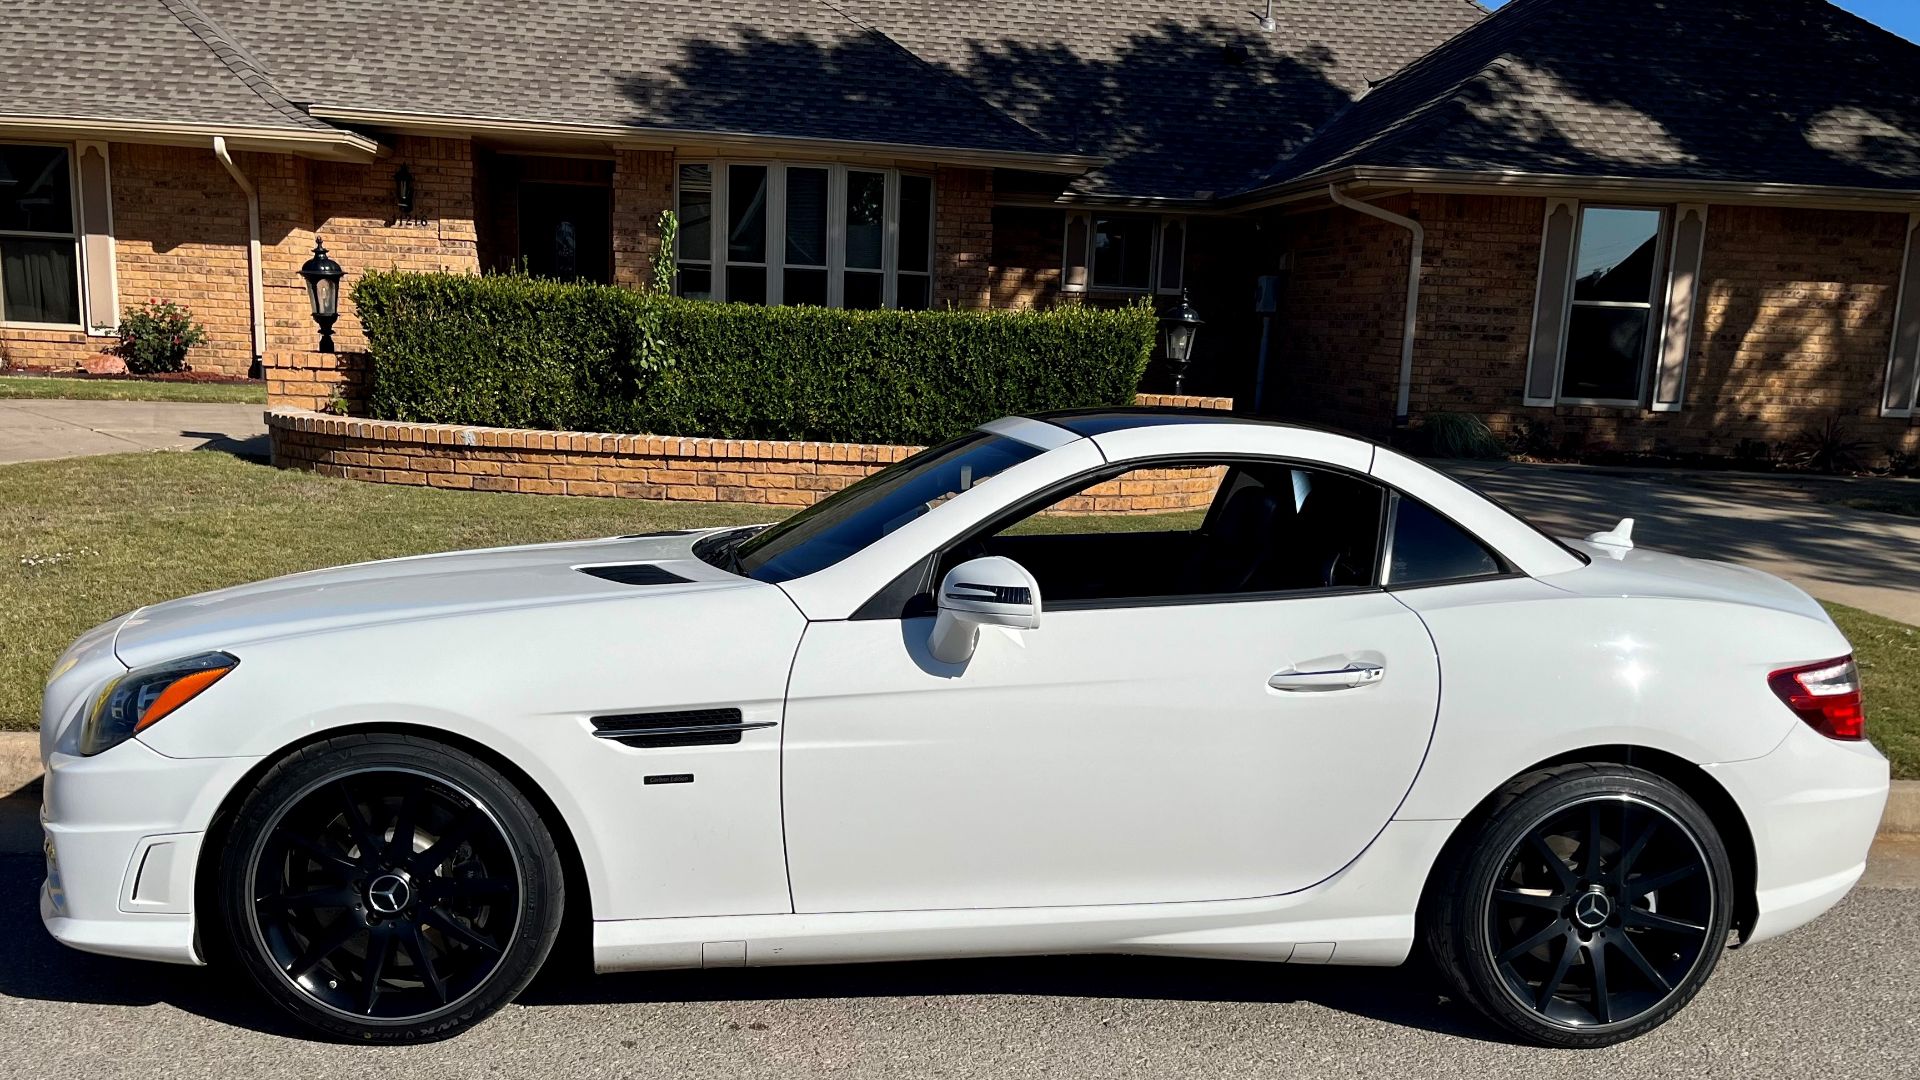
[576, 563, 693, 586]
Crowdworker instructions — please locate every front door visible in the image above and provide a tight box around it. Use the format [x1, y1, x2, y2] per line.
[779, 460, 1442, 913]
[518, 181, 611, 283]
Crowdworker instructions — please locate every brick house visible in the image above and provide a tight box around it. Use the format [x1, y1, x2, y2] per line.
[3, 0, 1918, 459]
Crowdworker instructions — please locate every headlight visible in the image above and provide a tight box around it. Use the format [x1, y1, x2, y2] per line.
[80, 652, 238, 756]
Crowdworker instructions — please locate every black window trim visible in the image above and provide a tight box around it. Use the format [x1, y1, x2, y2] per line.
[852, 452, 1414, 619]
[1379, 489, 1523, 593]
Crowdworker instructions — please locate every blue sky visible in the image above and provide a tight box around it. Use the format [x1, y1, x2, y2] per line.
[1479, 0, 1918, 44]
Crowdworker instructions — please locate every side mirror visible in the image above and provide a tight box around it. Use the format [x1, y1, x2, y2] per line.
[929, 556, 1042, 665]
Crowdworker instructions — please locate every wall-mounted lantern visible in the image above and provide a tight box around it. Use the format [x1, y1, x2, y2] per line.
[1161, 289, 1204, 394]
[298, 238, 345, 354]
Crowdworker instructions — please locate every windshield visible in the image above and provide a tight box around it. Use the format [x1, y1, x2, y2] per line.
[719, 431, 1045, 583]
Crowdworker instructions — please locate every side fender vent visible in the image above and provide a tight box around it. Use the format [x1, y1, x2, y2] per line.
[592, 708, 772, 748]
[577, 563, 693, 586]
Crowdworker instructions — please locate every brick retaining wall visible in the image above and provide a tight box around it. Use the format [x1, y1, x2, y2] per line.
[268, 394, 1234, 509]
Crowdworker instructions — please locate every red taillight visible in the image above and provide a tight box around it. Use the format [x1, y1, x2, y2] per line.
[1768, 655, 1864, 740]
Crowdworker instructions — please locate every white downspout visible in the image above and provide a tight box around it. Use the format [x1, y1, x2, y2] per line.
[212, 137, 266, 376]
[1328, 183, 1422, 423]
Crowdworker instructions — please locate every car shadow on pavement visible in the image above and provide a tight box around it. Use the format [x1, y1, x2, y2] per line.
[0, 852, 1501, 1043]
[0, 854, 313, 1039]
[518, 947, 1504, 1042]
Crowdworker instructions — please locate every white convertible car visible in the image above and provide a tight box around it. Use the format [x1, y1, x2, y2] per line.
[39, 410, 1887, 1046]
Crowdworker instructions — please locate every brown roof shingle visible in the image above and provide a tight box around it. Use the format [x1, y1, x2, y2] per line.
[1250, 0, 1920, 195]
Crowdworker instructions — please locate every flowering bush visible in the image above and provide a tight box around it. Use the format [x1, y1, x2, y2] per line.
[112, 298, 208, 374]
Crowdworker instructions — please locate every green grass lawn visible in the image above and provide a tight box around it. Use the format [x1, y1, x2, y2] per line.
[0, 374, 266, 404]
[0, 451, 770, 733]
[2, 450, 1916, 779]
[1825, 602, 1920, 778]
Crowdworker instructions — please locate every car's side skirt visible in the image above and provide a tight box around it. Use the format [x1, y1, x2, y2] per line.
[591, 818, 1455, 973]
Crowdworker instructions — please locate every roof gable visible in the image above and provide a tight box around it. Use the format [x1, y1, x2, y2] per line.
[0, 0, 340, 134]
[1253, 0, 1920, 195]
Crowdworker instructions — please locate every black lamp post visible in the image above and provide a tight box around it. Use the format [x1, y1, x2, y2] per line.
[1161, 289, 1204, 395]
[299, 238, 345, 354]
[394, 165, 415, 219]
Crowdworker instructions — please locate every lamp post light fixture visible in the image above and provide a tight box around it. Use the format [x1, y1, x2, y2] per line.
[1161, 289, 1204, 395]
[394, 165, 415, 219]
[298, 238, 345, 354]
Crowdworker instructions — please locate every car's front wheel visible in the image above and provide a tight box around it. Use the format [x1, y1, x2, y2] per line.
[214, 733, 564, 1042]
[1425, 763, 1735, 1047]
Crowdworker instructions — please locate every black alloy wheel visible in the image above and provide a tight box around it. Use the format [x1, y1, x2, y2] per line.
[217, 734, 564, 1042]
[1426, 764, 1734, 1047]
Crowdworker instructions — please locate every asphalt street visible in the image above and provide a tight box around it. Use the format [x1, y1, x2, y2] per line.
[1, 847, 1915, 1080]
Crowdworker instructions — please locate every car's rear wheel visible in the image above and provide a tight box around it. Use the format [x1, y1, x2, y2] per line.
[1425, 763, 1734, 1047]
[214, 733, 564, 1042]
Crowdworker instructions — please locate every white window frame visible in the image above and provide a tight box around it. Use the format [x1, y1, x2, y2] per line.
[0, 140, 87, 331]
[674, 160, 934, 309]
[1554, 203, 1670, 408]
[1156, 215, 1187, 297]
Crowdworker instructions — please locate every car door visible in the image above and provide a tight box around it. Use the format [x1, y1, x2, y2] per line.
[780, 457, 1441, 913]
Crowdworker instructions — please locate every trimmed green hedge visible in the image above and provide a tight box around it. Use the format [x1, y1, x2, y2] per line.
[352, 272, 1157, 445]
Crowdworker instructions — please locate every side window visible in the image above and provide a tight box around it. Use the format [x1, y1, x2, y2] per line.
[1385, 496, 1504, 586]
[948, 460, 1384, 607]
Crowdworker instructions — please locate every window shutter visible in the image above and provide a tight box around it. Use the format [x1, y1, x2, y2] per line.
[1651, 204, 1707, 412]
[1884, 213, 1920, 418]
[76, 142, 117, 334]
[1523, 199, 1578, 406]
[1061, 211, 1090, 293]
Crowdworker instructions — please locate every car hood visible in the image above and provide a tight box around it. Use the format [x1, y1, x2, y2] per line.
[1552, 540, 1830, 623]
[113, 528, 764, 668]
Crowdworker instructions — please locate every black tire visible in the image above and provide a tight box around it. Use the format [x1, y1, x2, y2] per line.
[214, 733, 565, 1043]
[1424, 763, 1734, 1048]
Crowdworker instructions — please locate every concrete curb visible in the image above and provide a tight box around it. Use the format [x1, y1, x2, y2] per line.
[1881, 780, 1920, 835]
[1, 732, 37, 795]
[3, 731, 1918, 835]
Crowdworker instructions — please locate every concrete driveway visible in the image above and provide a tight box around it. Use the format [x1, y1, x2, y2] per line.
[0, 399, 268, 464]
[1448, 461, 1920, 625]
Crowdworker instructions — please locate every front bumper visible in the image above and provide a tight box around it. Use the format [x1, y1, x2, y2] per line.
[39, 738, 262, 965]
[1705, 721, 1890, 944]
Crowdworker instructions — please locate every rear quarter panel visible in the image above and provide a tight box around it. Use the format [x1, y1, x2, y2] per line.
[1393, 576, 1850, 820]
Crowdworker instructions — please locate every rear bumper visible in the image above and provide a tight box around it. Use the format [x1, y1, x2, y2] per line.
[1705, 722, 1889, 944]
[39, 738, 262, 966]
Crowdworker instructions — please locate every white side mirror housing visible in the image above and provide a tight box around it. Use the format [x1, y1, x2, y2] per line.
[929, 556, 1042, 664]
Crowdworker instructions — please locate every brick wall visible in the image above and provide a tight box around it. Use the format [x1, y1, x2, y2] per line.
[107, 143, 256, 376]
[612, 149, 675, 289]
[267, 395, 1233, 506]
[1273, 196, 1413, 435]
[934, 167, 992, 310]
[2, 136, 481, 377]
[0, 326, 94, 371]
[1400, 195, 1544, 420]
[264, 348, 370, 413]
[305, 136, 480, 354]
[990, 206, 1065, 309]
[1274, 194, 1919, 460]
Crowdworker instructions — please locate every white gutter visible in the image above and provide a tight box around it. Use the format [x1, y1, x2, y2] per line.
[1329, 183, 1423, 422]
[0, 114, 379, 160]
[305, 105, 1108, 174]
[212, 137, 266, 374]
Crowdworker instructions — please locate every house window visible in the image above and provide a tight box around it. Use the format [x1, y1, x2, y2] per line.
[1559, 206, 1665, 403]
[0, 143, 81, 326]
[1092, 213, 1156, 291]
[1064, 211, 1186, 296]
[676, 161, 934, 308]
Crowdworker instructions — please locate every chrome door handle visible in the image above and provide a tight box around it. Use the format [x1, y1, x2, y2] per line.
[1268, 663, 1385, 692]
